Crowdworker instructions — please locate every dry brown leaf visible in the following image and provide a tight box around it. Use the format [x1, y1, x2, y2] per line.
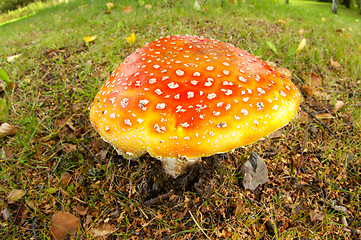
[298, 28, 305, 35]
[314, 90, 331, 100]
[269, 129, 283, 139]
[336, 28, 345, 37]
[59, 172, 72, 187]
[7, 54, 22, 62]
[72, 204, 88, 216]
[241, 152, 268, 191]
[297, 111, 312, 123]
[330, 58, 341, 68]
[335, 100, 345, 112]
[7, 189, 25, 204]
[91, 222, 116, 237]
[276, 67, 292, 79]
[315, 113, 334, 125]
[2, 208, 12, 221]
[121, 6, 133, 13]
[1, 146, 13, 159]
[301, 85, 315, 97]
[234, 200, 243, 216]
[310, 209, 325, 222]
[265, 60, 277, 68]
[0, 123, 17, 138]
[63, 143, 77, 154]
[50, 212, 80, 240]
[303, 72, 322, 87]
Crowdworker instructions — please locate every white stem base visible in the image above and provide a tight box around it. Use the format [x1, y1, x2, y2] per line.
[161, 157, 201, 177]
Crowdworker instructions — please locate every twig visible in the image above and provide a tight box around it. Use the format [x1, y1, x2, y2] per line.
[143, 191, 173, 206]
[13, 189, 28, 224]
[300, 104, 337, 138]
[188, 210, 211, 240]
[81, 142, 100, 163]
[242, 192, 262, 206]
[296, 119, 314, 182]
[38, 157, 62, 192]
[262, 149, 279, 158]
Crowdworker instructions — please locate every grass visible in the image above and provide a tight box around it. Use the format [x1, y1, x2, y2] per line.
[1, 0, 361, 238]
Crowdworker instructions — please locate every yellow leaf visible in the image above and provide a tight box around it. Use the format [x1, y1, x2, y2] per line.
[106, 2, 114, 12]
[296, 38, 306, 53]
[298, 28, 305, 35]
[0, 123, 17, 138]
[126, 33, 136, 45]
[121, 6, 133, 13]
[321, 17, 327, 22]
[358, 44, 361, 51]
[330, 58, 341, 68]
[84, 35, 97, 43]
[278, 19, 286, 25]
[335, 100, 345, 112]
[7, 54, 22, 62]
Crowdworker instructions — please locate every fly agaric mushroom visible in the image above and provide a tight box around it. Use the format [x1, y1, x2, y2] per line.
[90, 35, 301, 177]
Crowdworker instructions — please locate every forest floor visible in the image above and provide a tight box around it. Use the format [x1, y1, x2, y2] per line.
[0, 0, 360, 239]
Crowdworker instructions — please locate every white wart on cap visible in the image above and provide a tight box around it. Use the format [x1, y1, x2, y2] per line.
[90, 35, 301, 177]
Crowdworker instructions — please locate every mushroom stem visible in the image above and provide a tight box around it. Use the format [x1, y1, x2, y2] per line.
[161, 157, 201, 177]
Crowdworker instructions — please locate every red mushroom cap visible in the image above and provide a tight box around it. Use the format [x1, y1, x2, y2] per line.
[90, 35, 301, 161]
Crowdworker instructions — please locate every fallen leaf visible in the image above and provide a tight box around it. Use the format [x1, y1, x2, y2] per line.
[298, 28, 305, 35]
[310, 209, 325, 222]
[72, 204, 88, 216]
[336, 28, 345, 37]
[301, 85, 315, 97]
[241, 152, 268, 191]
[315, 113, 334, 125]
[126, 33, 136, 45]
[193, 0, 201, 11]
[265, 60, 277, 68]
[59, 172, 72, 187]
[105, 2, 114, 12]
[6, 54, 22, 62]
[321, 17, 327, 22]
[296, 38, 306, 53]
[276, 67, 292, 79]
[358, 44, 361, 52]
[278, 19, 286, 25]
[234, 200, 243, 216]
[314, 90, 331, 100]
[2, 208, 12, 221]
[269, 129, 283, 139]
[0, 123, 17, 138]
[121, 6, 133, 13]
[50, 212, 80, 240]
[1, 146, 13, 159]
[335, 100, 345, 112]
[303, 72, 322, 88]
[330, 58, 341, 68]
[7, 189, 25, 204]
[145, 4, 152, 9]
[84, 35, 97, 43]
[331, 204, 348, 213]
[91, 222, 116, 237]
